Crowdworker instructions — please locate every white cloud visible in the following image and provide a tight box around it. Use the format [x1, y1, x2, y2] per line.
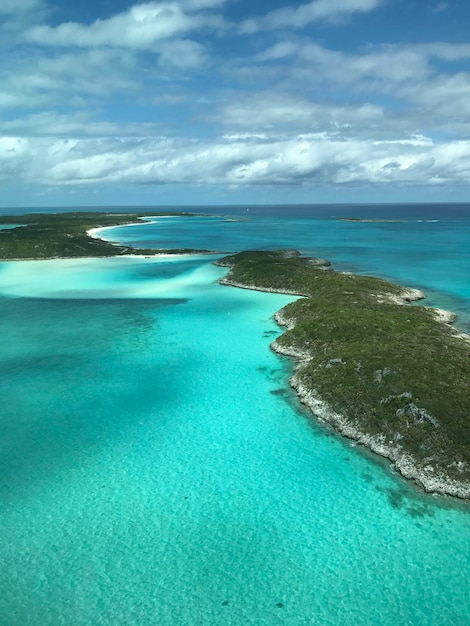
[401, 73, 470, 118]
[218, 93, 385, 135]
[158, 38, 208, 67]
[257, 41, 432, 87]
[249, 40, 470, 133]
[411, 42, 470, 61]
[26, 1, 224, 49]
[2, 0, 470, 199]
[2, 130, 470, 190]
[0, 48, 141, 112]
[240, 0, 383, 33]
[0, 0, 43, 14]
[180, 0, 227, 8]
[0, 111, 167, 138]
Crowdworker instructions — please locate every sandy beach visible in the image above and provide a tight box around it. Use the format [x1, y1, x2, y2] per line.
[86, 219, 157, 242]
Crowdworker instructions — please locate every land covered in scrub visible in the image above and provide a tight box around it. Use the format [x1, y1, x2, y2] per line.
[217, 250, 470, 499]
[0, 211, 205, 259]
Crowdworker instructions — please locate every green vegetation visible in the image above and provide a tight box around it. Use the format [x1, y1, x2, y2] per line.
[220, 250, 470, 489]
[2, 214, 469, 494]
[0, 211, 206, 259]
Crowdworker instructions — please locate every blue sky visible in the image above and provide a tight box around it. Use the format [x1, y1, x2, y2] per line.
[1, 0, 470, 207]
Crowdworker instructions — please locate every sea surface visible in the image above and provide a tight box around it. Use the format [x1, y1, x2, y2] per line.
[1, 204, 469, 625]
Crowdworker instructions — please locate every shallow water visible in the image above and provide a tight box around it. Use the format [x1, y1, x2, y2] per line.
[1, 205, 470, 625]
[104, 206, 470, 327]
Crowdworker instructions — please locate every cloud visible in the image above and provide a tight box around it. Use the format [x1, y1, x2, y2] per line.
[2, 130, 470, 190]
[399, 73, 470, 119]
[247, 39, 470, 136]
[180, 0, 228, 8]
[0, 0, 43, 14]
[0, 0, 47, 36]
[26, 1, 224, 49]
[157, 38, 208, 67]
[256, 41, 432, 87]
[217, 92, 386, 136]
[240, 0, 383, 33]
[411, 42, 470, 61]
[432, 2, 448, 14]
[0, 48, 141, 112]
[0, 111, 166, 138]
[0, 136, 33, 181]
[2, 0, 470, 199]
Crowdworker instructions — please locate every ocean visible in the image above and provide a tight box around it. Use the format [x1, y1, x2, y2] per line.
[1, 204, 469, 625]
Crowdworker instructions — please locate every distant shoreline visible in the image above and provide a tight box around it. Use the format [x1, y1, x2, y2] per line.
[0, 211, 217, 261]
[337, 217, 440, 223]
[86, 215, 181, 242]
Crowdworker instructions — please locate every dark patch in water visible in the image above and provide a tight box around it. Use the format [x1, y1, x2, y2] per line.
[0, 353, 87, 376]
[276, 603, 284, 608]
[362, 473, 373, 483]
[377, 486, 406, 509]
[221, 601, 229, 606]
[263, 330, 279, 337]
[376, 486, 435, 518]
[270, 388, 288, 396]
[256, 366, 281, 381]
[406, 505, 435, 519]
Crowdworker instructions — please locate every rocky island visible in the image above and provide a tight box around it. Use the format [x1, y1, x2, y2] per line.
[217, 250, 470, 499]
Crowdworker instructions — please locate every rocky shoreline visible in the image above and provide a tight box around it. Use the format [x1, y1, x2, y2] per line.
[220, 269, 470, 500]
[218, 276, 309, 297]
[271, 337, 470, 500]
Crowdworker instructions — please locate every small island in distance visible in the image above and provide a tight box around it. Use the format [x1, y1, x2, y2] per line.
[1, 211, 469, 499]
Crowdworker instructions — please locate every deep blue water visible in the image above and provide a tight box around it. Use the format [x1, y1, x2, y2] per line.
[0, 204, 469, 625]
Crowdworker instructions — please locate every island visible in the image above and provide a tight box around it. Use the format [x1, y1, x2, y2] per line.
[217, 250, 470, 499]
[336, 217, 408, 222]
[1, 212, 469, 499]
[0, 211, 213, 259]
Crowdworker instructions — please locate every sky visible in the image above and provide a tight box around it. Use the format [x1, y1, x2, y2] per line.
[1, 0, 470, 207]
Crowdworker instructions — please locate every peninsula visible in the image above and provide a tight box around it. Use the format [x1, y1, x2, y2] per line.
[217, 250, 470, 499]
[1, 212, 469, 499]
[0, 211, 210, 259]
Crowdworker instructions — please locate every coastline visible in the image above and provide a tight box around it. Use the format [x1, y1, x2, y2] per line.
[218, 276, 309, 297]
[84, 217, 221, 258]
[0, 252, 208, 263]
[0, 213, 220, 262]
[270, 307, 470, 499]
[219, 259, 470, 500]
[86, 214, 198, 243]
[86, 219, 158, 242]
[287, 370, 470, 499]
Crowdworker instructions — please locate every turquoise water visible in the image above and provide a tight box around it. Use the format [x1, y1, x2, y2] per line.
[1, 206, 470, 625]
[105, 211, 470, 324]
[0, 224, 23, 230]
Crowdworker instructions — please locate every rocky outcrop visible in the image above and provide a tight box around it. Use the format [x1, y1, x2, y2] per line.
[269, 346, 470, 500]
[218, 249, 470, 500]
[219, 277, 309, 297]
